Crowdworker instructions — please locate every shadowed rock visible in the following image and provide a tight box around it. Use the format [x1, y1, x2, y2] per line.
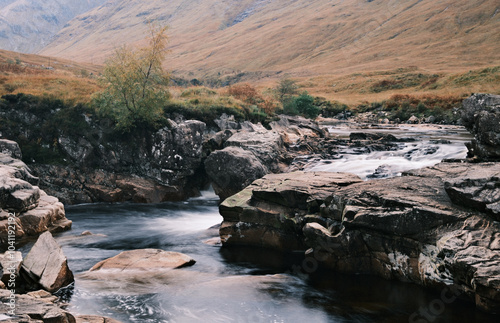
[21, 232, 74, 292]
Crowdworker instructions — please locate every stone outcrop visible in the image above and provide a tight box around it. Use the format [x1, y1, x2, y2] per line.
[36, 119, 207, 204]
[89, 249, 196, 272]
[21, 232, 74, 293]
[461, 93, 500, 161]
[219, 163, 500, 312]
[0, 141, 71, 244]
[1, 96, 207, 204]
[205, 115, 328, 200]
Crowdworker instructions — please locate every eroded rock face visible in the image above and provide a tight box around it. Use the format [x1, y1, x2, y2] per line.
[219, 172, 362, 250]
[461, 93, 500, 161]
[219, 164, 500, 312]
[0, 145, 71, 244]
[21, 232, 74, 292]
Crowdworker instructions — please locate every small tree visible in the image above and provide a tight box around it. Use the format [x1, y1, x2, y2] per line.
[93, 24, 170, 131]
[275, 78, 298, 103]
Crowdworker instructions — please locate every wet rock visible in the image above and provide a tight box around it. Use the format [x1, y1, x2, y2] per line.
[0, 289, 75, 323]
[21, 232, 74, 292]
[89, 249, 196, 272]
[219, 172, 362, 250]
[220, 163, 500, 312]
[461, 93, 500, 161]
[366, 165, 392, 179]
[205, 146, 268, 201]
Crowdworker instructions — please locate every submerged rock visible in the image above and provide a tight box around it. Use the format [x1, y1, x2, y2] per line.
[219, 163, 500, 312]
[89, 249, 196, 272]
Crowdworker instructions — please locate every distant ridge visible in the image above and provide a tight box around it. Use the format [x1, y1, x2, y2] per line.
[0, 0, 106, 53]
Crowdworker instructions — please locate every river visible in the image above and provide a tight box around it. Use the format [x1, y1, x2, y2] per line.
[23, 125, 499, 322]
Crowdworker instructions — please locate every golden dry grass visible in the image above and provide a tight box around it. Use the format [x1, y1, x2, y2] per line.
[0, 49, 102, 103]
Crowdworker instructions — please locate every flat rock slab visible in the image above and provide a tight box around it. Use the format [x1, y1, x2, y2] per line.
[89, 249, 196, 271]
[21, 231, 74, 292]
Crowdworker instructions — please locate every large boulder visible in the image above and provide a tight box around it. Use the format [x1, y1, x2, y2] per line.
[205, 127, 286, 200]
[219, 164, 500, 312]
[21, 232, 74, 292]
[205, 147, 268, 201]
[461, 93, 500, 161]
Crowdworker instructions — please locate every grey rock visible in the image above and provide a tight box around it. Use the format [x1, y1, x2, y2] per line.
[0, 289, 76, 323]
[461, 93, 500, 161]
[205, 146, 268, 201]
[21, 232, 74, 292]
[219, 163, 500, 312]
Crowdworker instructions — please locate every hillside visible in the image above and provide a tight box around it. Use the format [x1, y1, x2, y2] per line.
[0, 0, 106, 53]
[39, 0, 500, 81]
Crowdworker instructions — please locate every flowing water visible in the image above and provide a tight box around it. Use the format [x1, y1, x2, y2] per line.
[304, 124, 472, 179]
[21, 125, 499, 322]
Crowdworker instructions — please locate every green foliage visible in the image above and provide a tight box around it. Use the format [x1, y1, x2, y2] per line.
[275, 78, 298, 103]
[283, 92, 320, 119]
[93, 24, 170, 131]
[451, 66, 500, 86]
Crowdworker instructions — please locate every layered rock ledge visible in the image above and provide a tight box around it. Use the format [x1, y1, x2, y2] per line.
[219, 163, 500, 312]
[0, 140, 71, 245]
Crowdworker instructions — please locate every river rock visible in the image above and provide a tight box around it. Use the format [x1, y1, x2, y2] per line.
[461, 93, 500, 161]
[21, 232, 74, 292]
[0, 289, 75, 323]
[205, 146, 268, 201]
[205, 128, 286, 200]
[219, 172, 362, 250]
[224, 129, 284, 171]
[219, 164, 500, 312]
[89, 249, 196, 272]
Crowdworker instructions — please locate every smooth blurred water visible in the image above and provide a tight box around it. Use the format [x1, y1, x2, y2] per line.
[305, 124, 472, 179]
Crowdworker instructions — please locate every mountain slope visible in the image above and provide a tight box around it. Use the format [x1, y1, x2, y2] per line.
[40, 0, 500, 79]
[0, 0, 106, 53]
